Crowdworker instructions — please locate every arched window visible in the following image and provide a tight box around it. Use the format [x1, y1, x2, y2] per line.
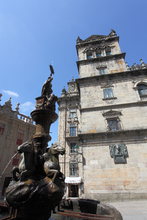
[137, 83, 147, 97]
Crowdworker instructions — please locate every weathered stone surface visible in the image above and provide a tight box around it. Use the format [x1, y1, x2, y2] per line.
[58, 31, 147, 200]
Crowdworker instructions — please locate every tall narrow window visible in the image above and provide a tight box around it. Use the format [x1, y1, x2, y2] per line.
[106, 47, 111, 56]
[107, 117, 121, 131]
[103, 88, 114, 99]
[70, 143, 79, 153]
[70, 162, 78, 176]
[137, 84, 147, 97]
[70, 125, 76, 136]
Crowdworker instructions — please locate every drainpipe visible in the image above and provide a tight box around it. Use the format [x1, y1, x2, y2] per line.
[64, 100, 67, 175]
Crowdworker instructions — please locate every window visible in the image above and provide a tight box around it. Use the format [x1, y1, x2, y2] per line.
[107, 117, 121, 131]
[99, 68, 107, 75]
[70, 125, 76, 136]
[137, 84, 147, 97]
[70, 162, 78, 176]
[16, 130, 24, 145]
[106, 47, 111, 56]
[69, 110, 77, 119]
[0, 123, 5, 135]
[96, 50, 101, 57]
[70, 143, 79, 153]
[87, 52, 93, 59]
[103, 88, 114, 99]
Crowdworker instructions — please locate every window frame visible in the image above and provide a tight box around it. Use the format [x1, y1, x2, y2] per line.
[137, 83, 147, 97]
[87, 51, 93, 59]
[69, 125, 77, 136]
[103, 87, 114, 99]
[105, 47, 111, 56]
[107, 117, 121, 131]
[69, 162, 78, 176]
[96, 50, 101, 57]
[69, 109, 77, 119]
[70, 143, 79, 154]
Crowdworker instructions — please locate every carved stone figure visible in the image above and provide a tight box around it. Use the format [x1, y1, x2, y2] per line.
[109, 144, 129, 164]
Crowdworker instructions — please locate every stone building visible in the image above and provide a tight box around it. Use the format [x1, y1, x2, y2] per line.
[58, 30, 147, 201]
[0, 96, 35, 197]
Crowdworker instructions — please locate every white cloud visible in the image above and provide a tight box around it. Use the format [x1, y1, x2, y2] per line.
[3, 90, 19, 97]
[20, 101, 35, 115]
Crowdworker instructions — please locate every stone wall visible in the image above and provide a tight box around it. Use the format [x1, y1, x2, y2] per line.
[82, 141, 147, 201]
[0, 106, 35, 196]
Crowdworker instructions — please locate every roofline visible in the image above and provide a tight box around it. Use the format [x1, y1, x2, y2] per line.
[76, 36, 119, 49]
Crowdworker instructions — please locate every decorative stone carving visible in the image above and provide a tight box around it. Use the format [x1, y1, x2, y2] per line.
[109, 144, 129, 164]
[103, 110, 122, 118]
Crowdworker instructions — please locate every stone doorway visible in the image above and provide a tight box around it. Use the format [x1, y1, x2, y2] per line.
[68, 184, 79, 197]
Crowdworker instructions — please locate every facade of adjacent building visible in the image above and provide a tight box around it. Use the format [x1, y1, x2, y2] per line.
[58, 30, 147, 201]
[0, 96, 35, 197]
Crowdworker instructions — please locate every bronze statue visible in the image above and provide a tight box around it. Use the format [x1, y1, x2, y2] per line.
[5, 66, 65, 220]
[43, 143, 65, 181]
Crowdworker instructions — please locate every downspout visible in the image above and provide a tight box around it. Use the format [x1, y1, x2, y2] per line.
[64, 100, 67, 175]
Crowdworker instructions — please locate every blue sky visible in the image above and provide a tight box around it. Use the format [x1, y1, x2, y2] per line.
[0, 0, 147, 144]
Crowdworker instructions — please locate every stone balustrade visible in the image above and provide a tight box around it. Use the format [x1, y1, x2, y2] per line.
[17, 113, 34, 124]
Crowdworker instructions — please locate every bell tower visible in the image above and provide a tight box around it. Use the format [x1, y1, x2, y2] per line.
[76, 30, 127, 78]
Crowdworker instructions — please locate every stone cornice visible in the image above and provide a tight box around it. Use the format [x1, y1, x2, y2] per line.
[76, 53, 126, 69]
[80, 100, 147, 112]
[78, 128, 147, 144]
[58, 94, 80, 103]
[76, 68, 147, 84]
[65, 136, 80, 142]
[76, 36, 119, 48]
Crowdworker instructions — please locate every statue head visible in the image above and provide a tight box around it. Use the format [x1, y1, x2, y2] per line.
[49, 142, 65, 155]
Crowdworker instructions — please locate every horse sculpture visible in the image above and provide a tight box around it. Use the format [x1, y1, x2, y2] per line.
[12, 139, 45, 181]
[12, 141, 35, 181]
[7, 141, 65, 210]
[43, 143, 65, 182]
